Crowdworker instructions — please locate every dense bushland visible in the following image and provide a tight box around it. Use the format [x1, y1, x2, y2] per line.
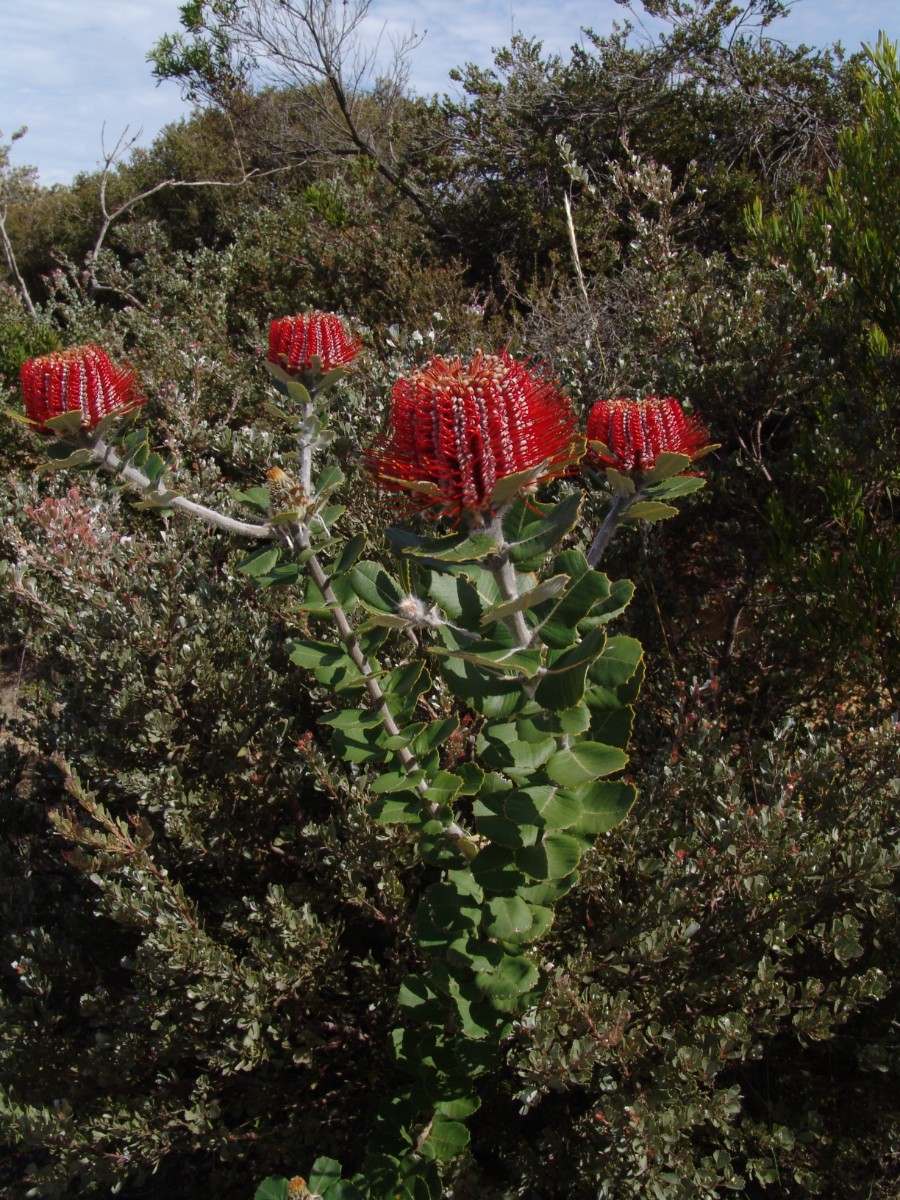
[1, 4, 898, 1197]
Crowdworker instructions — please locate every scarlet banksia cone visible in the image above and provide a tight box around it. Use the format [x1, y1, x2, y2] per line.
[20, 345, 144, 432]
[586, 396, 710, 475]
[366, 351, 578, 518]
[267, 312, 361, 375]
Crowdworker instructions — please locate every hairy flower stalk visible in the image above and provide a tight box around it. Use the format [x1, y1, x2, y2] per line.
[20, 345, 144, 431]
[366, 351, 578, 521]
[268, 313, 360, 494]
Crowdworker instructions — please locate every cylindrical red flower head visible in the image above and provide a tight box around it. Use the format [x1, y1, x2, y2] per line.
[20, 345, 144, 432]
[366, 351, 578, 519]
[267, 312, 361, 376]
[586, 395, 709, 475]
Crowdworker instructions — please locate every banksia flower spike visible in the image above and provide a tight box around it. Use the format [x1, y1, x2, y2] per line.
[366, 351, 578, 520]
[586, 395, 710, 476]
[267, 312, 361, 376]
[20, 345, 144, 432]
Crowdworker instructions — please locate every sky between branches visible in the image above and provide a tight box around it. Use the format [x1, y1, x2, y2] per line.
[1, 0, 897, 186]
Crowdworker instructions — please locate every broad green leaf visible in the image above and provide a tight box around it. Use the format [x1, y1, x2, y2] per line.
[471, 952, 539, 999]
[639, 451, 692, 484]
[42, 445, 95, 469]
[476, 722, 555, 775]
[534, 627, 608, 711]
[647, 474, 706, 499]
[405, 530, 497, 562]
[369, 768, 425, 794]
[438, 655, 527, 718]
[589, 706, 635, 749]
[423, 770, 465, 804]
[505, 786, 583, 830]
[254, 1180, 288, 1200]
[422, 882, 483, 933]
[587, 636, 645, 706]
[470, 844, 528, 892]
[482, 895, 533, 938]
[481, 574, 567, 625]
[546, 741, 628, 785]
[622, 500, 679, 523]
[516, 833, 583, 880]
[237, 545, 281, 578]
[518, 873, 580, 905]
[536, 554, 616, 648]
[411, 718, 460, 760]
[231, 486, 271, 515]
[506, 492, 582, 563]
[423, 1115, 470, 1162]
[426, 570, 492, 623]
[334, 533, 367, 575]
[566, 779, 637, 835]
[369, 797, 432, 827]
[435, 1094, 481, 1120]
[446, 935, 505, 973]
[351, 561, 406, 614]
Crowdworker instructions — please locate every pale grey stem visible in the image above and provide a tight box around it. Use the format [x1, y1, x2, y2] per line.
[297, 400, 318, 496]
[487, 515, 532, 649]
[296, 529, 477, 858]
[93, 439, 276, 539]
[586, 493, 637, 568]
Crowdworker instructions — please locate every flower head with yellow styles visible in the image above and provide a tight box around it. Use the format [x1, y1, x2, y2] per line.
[367, 351, 578, 520]
[20, 345, 144, 432]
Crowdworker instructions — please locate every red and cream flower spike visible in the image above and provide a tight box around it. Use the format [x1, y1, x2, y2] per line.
[586, 395, 711, 476]
[366, 351, 579, 521]
[20, 345, 144, 432]
[267, 312, 361, 377]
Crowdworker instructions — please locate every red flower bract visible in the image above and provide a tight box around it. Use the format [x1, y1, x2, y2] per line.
[20, 345, 144, 432]
[366, 351, 577, 518]
[267, 312, 360, 375]
[586, 395, 709, 475]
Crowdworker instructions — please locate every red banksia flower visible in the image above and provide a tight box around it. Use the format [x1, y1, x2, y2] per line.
[20, 345, 143, 432]
[586, 395, 710, 475]
[367, 351, 578, 518]
[267, 312, 361, 375]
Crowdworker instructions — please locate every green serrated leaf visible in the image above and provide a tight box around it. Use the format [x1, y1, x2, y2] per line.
[254, 1179, 289, 1200]
[623, 500, 679, 523]
[564, 779, 637, 835]
[534, 627, 608, 711]
[351, 561, 406, 614]
[405, 530, 497, 563]
[422, 1115, 470, 1163]
[237, 545, 281, 577]
[639, 451, 692, 484]
[506, 492, 582, 564]
[481, 574, 567, 625]
[546, 741, 628, 786]
[232, 486, 271, 515]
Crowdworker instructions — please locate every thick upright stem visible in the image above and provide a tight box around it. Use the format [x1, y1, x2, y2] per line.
[487, 515, 532, 649]
[586, 493, 636, 568]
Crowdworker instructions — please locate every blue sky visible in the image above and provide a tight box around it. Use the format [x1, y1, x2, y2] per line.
[2, 0, 897, 187]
